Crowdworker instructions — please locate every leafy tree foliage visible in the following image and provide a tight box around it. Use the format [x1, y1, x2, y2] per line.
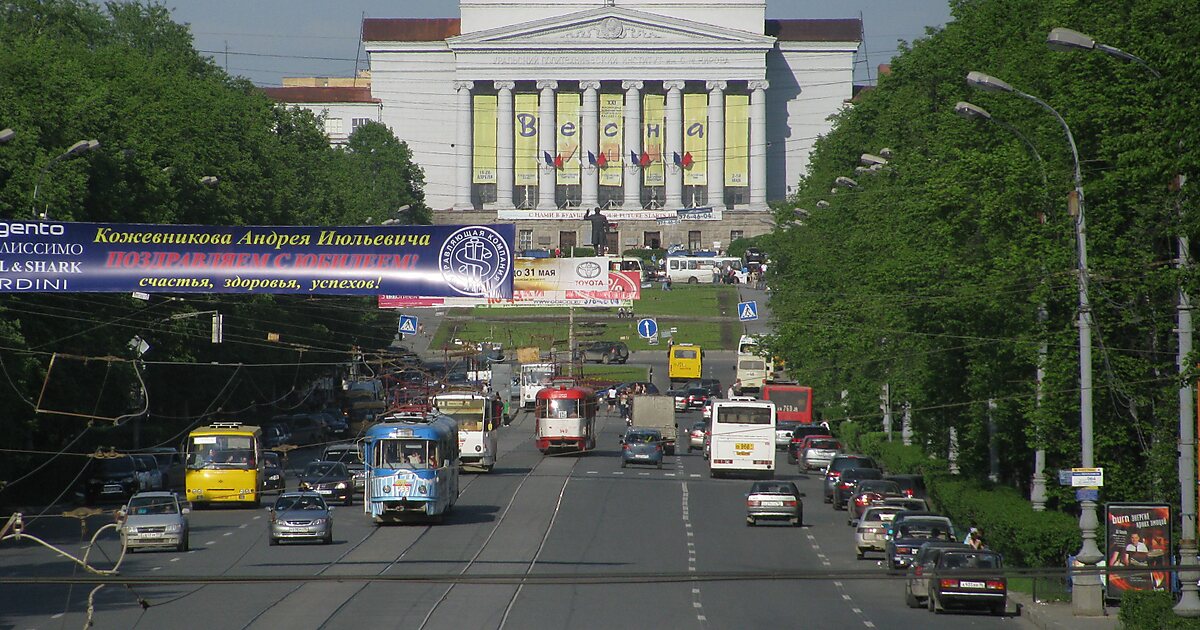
[767, 0, 1200, 511]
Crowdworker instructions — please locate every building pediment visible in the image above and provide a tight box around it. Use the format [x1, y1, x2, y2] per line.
[448, 6, 776, 50]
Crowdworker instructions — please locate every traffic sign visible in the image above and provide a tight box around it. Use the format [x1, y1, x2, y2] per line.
[637, 318, 658, 339]
[398, 315, 418, 335]
[738, 301, 759, 321]
[1076, 488, 1100, 502]
[1071, 467, 1104, 487]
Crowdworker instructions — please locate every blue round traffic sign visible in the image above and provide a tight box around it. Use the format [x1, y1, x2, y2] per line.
[637, 318, 658, 339]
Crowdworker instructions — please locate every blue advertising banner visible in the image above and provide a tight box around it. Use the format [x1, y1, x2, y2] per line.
[0, 221, 515, 298]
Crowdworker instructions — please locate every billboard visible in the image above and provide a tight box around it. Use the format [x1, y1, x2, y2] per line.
[0, 221, 515, 298]
[380, 270, 640, 309]
[472, 95, 497, 184]
[1105, 503, 1171, 599]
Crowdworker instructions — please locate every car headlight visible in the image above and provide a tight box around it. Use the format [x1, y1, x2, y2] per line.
[269, 474, 281, 481]
[335, 482, 347, 490]
[299, 482, 310, 489]
[164, 523, 182, 533]
[311, 518, 326, 525]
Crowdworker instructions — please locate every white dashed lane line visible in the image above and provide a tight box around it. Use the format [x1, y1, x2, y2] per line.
[681, 482, 706, 625]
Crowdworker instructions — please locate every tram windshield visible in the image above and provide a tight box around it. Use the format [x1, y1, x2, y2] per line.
[542, 398, 582, 418]
[373, 438, 442, 470]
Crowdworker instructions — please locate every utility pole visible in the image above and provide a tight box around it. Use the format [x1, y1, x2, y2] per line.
[988, 398, 999, 483]
[901, 401, 913, 446]
[881, 383, 892, 441]
[948, 427, 959, 474]
[1032, 303, 1049, 510]
[1174, 173, 1200, 615]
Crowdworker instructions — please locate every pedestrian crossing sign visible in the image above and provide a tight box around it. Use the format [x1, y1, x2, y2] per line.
[398, 315, 418, 335]
[738, 301, 759, 321]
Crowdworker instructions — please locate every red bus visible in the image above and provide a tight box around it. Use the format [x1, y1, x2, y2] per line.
[760, 383, 814, 424]
[534, 385, 598, 453]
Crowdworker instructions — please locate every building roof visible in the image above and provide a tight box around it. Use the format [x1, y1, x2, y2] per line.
[362, 18, 461, 42]
[260, 86, 379, 104]
[361, 17, 860, 43]
[764, 18, 862, 42]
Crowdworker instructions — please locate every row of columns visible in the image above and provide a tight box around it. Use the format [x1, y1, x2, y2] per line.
[453, 79, 770, 212]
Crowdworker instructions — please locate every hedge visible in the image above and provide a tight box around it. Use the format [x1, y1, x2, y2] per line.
[834, 421, 1080, 568]
[1120, 591, 1200, 630]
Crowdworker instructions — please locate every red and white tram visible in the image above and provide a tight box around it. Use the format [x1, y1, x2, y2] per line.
[534, 385, 598, 453]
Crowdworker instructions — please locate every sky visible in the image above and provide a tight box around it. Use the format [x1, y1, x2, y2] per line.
[162, 0, 955, 87]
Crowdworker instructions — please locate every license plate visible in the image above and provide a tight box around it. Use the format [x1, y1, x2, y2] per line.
[317, 489, 332, 494]
[735, 443, 753, 450]
[960, 581, 986, 588]
[635, 454, 649, 458]
[763, 501, 783, 507]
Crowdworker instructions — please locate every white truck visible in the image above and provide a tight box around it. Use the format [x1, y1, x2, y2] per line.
[631, 395, 678, 455]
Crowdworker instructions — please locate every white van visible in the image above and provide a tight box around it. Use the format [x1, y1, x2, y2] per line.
[665, 256, 746, 284]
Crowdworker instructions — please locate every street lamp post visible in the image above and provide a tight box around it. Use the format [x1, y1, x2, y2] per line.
[31, 139, 100, 219]
[1047, 28, 1199, 616]
[967, 70, 1105, 616]
[954, 100, 1051, 511]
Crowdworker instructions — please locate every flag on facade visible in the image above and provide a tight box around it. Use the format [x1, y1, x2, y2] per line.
[596, 151, 608, 168]
[554, 154, 564, 169]
[543, 151, 554, 167]
[673, 152, 682, 166]
[630, 150, 639, 166]
[682, 151, 694, 169]
[639, 151, 652, 167]
[588, 151, 597, 165]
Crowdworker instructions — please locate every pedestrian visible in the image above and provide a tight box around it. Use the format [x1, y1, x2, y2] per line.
[607, 385, 617, 413]
[965, 527, 985, 550]
[665, 276, 673, 291]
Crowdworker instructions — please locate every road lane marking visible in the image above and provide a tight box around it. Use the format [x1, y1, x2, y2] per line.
[638, 472, 649, 476]
[587, 471, 597, 474]
[665, 473, 676, 477]
[151, 566, 162, 571]
[823, 561, 832, 566]
[689, 474, 700, 478]
[842, 594, 852, 600]
[238, 523, 248, 529]
[223, 532, 232, 536]
[205, 541, 216, 545]
[834, 581, 842, 587]
[170, 557, 180, 562]
[613, 472, 624, 475]
[864, 623, 875, 628]
[852, 608, 862, 614]
[52, 613, 64, 619]
[693, 602, 702, 608]
[252, 515, 261, 520]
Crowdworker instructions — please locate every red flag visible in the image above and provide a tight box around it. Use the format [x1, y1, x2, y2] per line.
[682, 151, 694, 169]
[639, 151, 651, 167]
[596, 151, 608, 168]
[554, 154, 564, 169]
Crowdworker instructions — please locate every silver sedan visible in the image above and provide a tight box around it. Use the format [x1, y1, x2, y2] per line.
[746, 481, 803, 527]
[268, 491, 333, 545]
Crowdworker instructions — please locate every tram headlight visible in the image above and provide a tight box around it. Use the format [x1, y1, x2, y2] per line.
[475, 445, 482, 452]
[418, 484, 428, 495]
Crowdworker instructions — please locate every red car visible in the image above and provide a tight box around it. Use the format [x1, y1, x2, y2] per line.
[847, 479, 903, 524]
[787, 433, 834, 465]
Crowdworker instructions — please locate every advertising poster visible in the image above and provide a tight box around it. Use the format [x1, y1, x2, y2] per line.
[725, 94, 749, 187]
[683, 93, 708, 186]
[381, 270, 640, 309]
[643, 94, 665, 187]
[514, 94, 540, 186]
[1105, 503, 1171, 599]
[599, 94, 624, 187]
[0, 220, 515, 298]
[556, 92, 581, 185]
[472, 94, 497, 184]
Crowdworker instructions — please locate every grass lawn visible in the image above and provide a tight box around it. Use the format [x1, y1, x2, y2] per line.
[578, 364, 649, 383]
[1007, 577, 1070, 602]
[466, 284, 739, 319]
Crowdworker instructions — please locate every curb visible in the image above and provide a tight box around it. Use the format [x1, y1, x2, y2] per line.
[1007, 591, 1117, 630]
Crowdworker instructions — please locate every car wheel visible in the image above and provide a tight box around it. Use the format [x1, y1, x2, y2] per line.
[746, 517, 755, 527]
[345, 495, 353, 507]
[601, 355, 611, 364]
[905, 586, 920, 608]
[928, 590, 940, 613]
[687, 276, 698, 284]
[269, 536, 279, 546]
[992, 602, 1006, 616]
[323, 530, 333, 545]
[856, 549, 864, 560]
[179, 533, 189, 553]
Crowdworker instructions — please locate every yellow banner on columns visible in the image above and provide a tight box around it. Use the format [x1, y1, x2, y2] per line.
[725, 94, 749, 187]
[556, 92, 580, 185]
[643, 94, 665, 187]
[683, 93, 707, 186]
[514, 93, 539, 186]
[599, 94, 624, 187]
[472, 95, 497, 184]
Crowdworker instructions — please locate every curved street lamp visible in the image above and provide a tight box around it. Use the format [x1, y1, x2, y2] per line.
[1047, 27, 1161, 78]
[967, 70, 1104, 617]
[0, 128, 14, 144]
[31, 139, 100, 219]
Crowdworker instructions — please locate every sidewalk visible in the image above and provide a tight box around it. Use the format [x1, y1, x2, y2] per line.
[1008, 591, 1119, 630]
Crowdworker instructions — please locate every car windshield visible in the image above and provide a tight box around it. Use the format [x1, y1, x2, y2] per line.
[858, 481, 900, 493]
[833, 458, 875, 472]
[304, 462, 345, 477]
[752, 482, 797, 495]
[777, 421, 801, 432]
[863, 508, 902, 522]
[324, 448, 363, 464]
[275, 495, 326, 511]
[100, 457, 135, 475]
[809, 439, 840, 450]
[899, 521, 953, 540]
[627, 432, 659, 443]
[941, 553, 1000, 569]
[127, 496, 178, 515]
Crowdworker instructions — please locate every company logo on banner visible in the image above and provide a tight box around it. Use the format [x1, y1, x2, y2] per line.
[513, 256, 610, 292]
[0, 220, 515, 297]
[380, 270, 640, 309]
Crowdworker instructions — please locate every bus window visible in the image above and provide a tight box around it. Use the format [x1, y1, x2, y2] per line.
[674, 349, 698, 360]
[716, 407, 773, 424]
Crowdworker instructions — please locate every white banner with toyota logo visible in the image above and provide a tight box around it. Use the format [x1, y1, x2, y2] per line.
[512, 257, 609, 292]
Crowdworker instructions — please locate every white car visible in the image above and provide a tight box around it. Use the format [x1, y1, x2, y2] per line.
[131, 454, 164, 492]
[855, 505, 904, 559]
[120, 492, 190, 552]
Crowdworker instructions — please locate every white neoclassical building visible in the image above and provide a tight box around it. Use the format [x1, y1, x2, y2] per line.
[273, 1, 861, 252]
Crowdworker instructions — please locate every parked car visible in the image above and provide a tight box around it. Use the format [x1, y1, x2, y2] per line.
[297, 461, 353, 506]
[144, 447, 185, 489]
[279, 414, 326, 445]
[260, 422, 292, 449]
[905, 541, 972, 608]
[743, 247, 766, 264]
[885, 474, 927, 499]
[847, 479, 903, 524]
[621, 429, 664, 469]
[119, 491, 190, 552]
[925, 549, 1007, 615]
[262, 451, 286, 493]
[788, 428, 836, 464]
[82, 455, 140, 505]
[822, 455, 879, 503]
[131, 454, 164, 492]
[575, 341, 629, 364]
[310, 411, 349, 439]
[745, 480, 803, 527]
[833, 467, 885, 510]
[322, 443, 366, 493]
[687, 421, 708, 452]
[855, 505, 907, 559]
[799, 437, 842, 470]
[886, 515, 956, 570]
[268, 491, 333, 545]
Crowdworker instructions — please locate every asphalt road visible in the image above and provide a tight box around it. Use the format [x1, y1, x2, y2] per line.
[0, 394, 1031, 630]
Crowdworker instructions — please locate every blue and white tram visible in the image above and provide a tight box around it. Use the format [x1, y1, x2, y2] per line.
[363, 412, 459, 524]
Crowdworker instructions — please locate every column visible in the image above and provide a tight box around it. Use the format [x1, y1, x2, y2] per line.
[622, 80, 643, 211]
[454, 80, 474, 210]
[580, 81, 601, 210]
[536, 80, 558, 211]
[748, 80, 769, 210]
[706, 81, 726, 210]
[664, 80, 685, 209]
[495, 81, 516, 210]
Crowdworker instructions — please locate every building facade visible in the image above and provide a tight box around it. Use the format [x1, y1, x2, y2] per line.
[269, 1, 860, 252]
[259, 86, 382, 146]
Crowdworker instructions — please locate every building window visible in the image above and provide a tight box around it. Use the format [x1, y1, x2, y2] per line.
[351, 117, 372, 132]
[730, 230, 744, 243]
[518, 229, 534, 252]
[688, 230, 702, 252]
[324, 117, 344, 136]
[643, 231, 661, 249]
[559, 231, 577, 252]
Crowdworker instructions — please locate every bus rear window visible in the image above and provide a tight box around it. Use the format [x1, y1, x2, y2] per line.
[739, 359, 765, 370]
[674, 349, 698, 359]
[767, 389, 810, 411]
[716, 407, 772, 424]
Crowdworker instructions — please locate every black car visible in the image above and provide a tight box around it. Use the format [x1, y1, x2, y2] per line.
[885, 474, 927, 499]
[297, 461, 353, 506]
[322, 443, 366, 493]
[576, 341, 629, 364]
[684, 378, 722, 398]
[261, 451, 286, 493]
[277, 414, 326, 446]
[82, 455, 140, 505]
[822, 454, 880, 503]
[886, 515, 956, 570]
[743, 247, 766, 264]
[926, 549, 1007, 615]
[905, 542, 972, 608]
[684, 387, 710, 409]
[833, 467, 884, 510]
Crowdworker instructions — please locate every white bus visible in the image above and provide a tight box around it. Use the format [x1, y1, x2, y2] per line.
[735, 335, 775, 395]
[520, 362, 555, 409]
[709, 399, 777, 479]
[665, 255, 746, 285]
[432, 392, 499, 472]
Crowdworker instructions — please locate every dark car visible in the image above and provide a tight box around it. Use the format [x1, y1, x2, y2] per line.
[260, 422, 292, 448]
[847, 479, 903, 524]
[905, 542, 972, 608]
[576, 341, 629, 364]
[310, 411, 349, 439]
[621, 429, 664, 469]
[746, 480, 803, 527]
[279, 414, 326, 446]
[322, 443, 366, 493]
[788, 427, 836, 464]
[833, 467, 884, 510]
[886, 515, 956, 570]
[144, 447, 186, 489]
[885, 474, 927, 499]
[926, 549, 1007, 615]
[82, 455, 140, 505]
[684, 378, 722, 399]
[297, 461, 353, 506]
[684, 387, 709, 409]
[743, 247, 766, 264]
[822, 454, 879, 503]
[261, 451, 286, 493]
